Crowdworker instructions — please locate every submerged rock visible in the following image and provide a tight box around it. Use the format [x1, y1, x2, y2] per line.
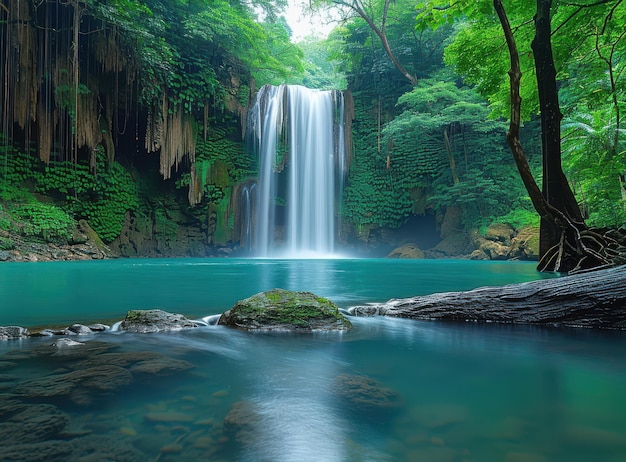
[332, 373, 402, 416]
[119, 309, 198, 333]
[218, 288, 352, 331]
[71, 435, 145, 462]
[222, 400, 260, 445]
[15, 365, 134, 406]
[0, 403, 70, 444]
[0, 441, 74, 462]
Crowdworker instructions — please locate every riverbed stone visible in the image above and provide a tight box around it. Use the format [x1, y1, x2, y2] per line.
[386, 243, 425, 259]
[129, 357, 195, 377]
[222, 400, 260, 445]
[0, 403, 69, 444]
[15, 364, 134, 406]
[0, 360, 17, 371]
[119, 309, 198, 333]
[0, 441, 74, 462]
[87, 323, 110, 332]
[68, 323, 96, 335]
[332, 373, 402, 417]
[71, 434, 145, 462]
[219, 288, 352, 331]
[52, 338, 85, 347]
[0, 326, 30, 341]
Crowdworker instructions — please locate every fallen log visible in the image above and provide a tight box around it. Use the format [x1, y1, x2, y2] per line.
[350, 265, 626, 329]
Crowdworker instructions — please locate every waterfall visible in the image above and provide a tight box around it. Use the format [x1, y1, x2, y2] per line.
[247, 85, 347, 258]
[242, 182, 256, 252]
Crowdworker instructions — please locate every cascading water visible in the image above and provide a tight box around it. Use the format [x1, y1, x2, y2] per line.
[239, 181, 256, 254]
[247, 84, 347, 258]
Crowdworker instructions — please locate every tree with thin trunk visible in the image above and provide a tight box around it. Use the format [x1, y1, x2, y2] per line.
[316, 0, 418, 85]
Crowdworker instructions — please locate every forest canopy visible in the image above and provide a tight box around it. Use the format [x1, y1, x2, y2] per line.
[0, 0, 624, 266]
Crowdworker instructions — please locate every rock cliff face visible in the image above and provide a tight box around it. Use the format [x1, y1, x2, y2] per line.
[109, 211, 215, 258]
[0, 220, 112, 262]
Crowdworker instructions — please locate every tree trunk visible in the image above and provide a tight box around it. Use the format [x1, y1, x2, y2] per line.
[350, 265, 626, 330]
[494, 0, 618, 273]
[531, 0, 584, 257]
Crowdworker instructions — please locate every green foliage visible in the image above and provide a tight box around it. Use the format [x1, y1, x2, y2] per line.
[0, 236, 14, 250]
[188, 125, 255, 204]
[562, 112, 626, 227]
[416, 0, 626, 226]
[54, 82, 92, 125]
[12, 203, 74, 242]
[492, 207, 540, 231]
[0, 203, 16, 233]
[380, 77, 531, 229]
[154, 208, 178, 248]
[1, 145, 138, 243]
[291, 35, 347, 90]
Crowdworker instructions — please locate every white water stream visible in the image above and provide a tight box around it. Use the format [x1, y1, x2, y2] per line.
[247, 85, 347, 257]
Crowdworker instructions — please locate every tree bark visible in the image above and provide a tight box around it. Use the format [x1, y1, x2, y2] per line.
[493, 0, 548, 219]
[350, 265, 626, 330]
[531, 0, 584, 257]
[494, 0, 618, 273]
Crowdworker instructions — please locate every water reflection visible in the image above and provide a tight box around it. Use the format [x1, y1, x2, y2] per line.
[1, 314, 625, 461]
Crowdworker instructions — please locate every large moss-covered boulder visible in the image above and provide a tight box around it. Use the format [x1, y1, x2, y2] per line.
[218, 289, 352, 332]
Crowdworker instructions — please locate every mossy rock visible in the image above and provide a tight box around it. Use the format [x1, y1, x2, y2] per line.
[386, 243, 425, 259]
[119, 309, 198, 333]
[510, 225, 540, 260]
[218, 289, 352, 332]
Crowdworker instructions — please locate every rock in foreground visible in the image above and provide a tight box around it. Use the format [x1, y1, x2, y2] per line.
[119, 309, 198, 333]
[218, 289, 352, 332]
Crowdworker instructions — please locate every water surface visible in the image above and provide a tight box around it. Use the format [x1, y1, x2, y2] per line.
[1, 259, 624, 461]
[1, 258, 550, 327]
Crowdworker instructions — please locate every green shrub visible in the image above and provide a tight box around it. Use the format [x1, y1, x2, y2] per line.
[12, 203, 74, 242]
[0, 236, 14, 250]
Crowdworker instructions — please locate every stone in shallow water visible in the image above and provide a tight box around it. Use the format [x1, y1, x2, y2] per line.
[0, 395, 28, 419]
[218, 288, 352, 331]
[222, 400, 260, 446]
[0, 441, 73, 462]
[0, 403, 69, 444]
[0, 326, 29, 340]
[52, 338, 85, 347]
[71, 435, 145, 462]
[409, 403, 469, 430]
[0, 361, 17, 371]
[144, 412, 195, 423]
[129, 358, 194, 376]
[119, 309, 198, 333]
[332, 373, 402, 416]
[160, 443, 183, 453]
[15, 365, 134, 406]
[68, 323, 95, 335]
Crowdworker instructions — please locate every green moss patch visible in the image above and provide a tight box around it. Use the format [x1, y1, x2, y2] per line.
[219, 289, 352, 332]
